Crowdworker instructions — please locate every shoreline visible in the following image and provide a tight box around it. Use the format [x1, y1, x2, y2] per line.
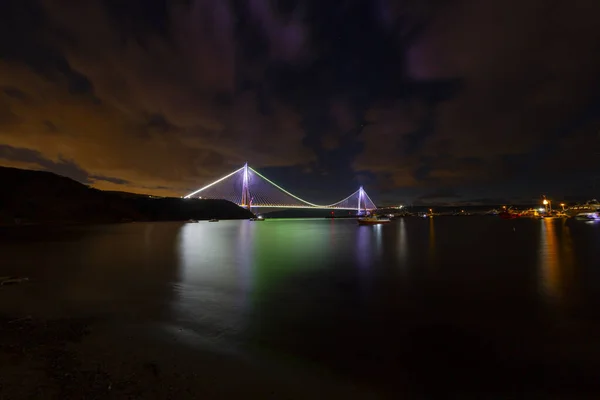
[0, 312, 378, 399]
[0, 217, 251, 229]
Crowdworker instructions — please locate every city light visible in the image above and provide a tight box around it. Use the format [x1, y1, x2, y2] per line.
[542, 196, 551, 212]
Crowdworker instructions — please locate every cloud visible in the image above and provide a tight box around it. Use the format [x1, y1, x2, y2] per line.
[355, 0, 600, 200]
[1, 0, 599, 203]
[410, 0, 600, 153]
[418, 188, 462, 201]
[0, 144, 91, 183]
[0, 0, 452, 201]
[0, 0, 314, 197]
[90, 175, 130, 186]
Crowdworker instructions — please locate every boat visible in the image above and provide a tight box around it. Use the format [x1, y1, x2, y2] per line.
[499, 210, 520, 219]
[208, 219, 219, 222]
[574, 212, 600, 221]
[540, 210, 568, 219]
[566, 200, 600, 218]
[357, 216, 391, 226]
[516, 208, 541, 219]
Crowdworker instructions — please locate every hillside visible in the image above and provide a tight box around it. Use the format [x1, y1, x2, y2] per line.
[0, 167, 253, 225]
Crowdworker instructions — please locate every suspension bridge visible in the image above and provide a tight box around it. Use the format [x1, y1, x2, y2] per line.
[184, 164, 377, 213]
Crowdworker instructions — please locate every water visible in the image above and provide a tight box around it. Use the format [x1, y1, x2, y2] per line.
[2, 217, 600, 396]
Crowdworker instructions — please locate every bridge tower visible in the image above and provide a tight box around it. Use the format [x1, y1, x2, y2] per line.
[358, 186, 365, 215]
[241, 163, 251, 209]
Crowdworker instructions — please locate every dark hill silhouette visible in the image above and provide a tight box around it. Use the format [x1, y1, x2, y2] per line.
[0, 167, 252, 225]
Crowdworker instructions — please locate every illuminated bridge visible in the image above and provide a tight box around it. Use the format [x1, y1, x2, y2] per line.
[184, 163, 377, 212]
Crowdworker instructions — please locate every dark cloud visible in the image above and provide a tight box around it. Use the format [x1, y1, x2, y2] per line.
[90, 175, 130, 186]
[0, 0, 599, 202]
[0, 104, 18, 126]
[0, 0, 315, 197]
[0, 144, 91, 184]
[463, 198, 512, 206]
[418, 188, 462, 201]
[43, 120, 59, 133]
[357, 0, 600, 201]
[2, 87, 29, 101]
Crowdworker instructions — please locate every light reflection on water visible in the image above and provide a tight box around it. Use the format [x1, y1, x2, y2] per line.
[170, 217, 595, 344]
[176, 222, 254, 343]
[3, 218, 600, 394]
[356, 225, 372, 272]
[428, 216, 436, 265]
[374, 224, 383, 257]
[236, 220, 254, 311]
[539, 218, 561, 303]
[538, 218, 576, 309]
[397, 218, 408, 267]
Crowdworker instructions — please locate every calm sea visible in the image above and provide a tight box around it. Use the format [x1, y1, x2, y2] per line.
[2, 217, 600, 397]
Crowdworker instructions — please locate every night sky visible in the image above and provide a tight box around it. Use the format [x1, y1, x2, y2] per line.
[1, 0, 600, 206]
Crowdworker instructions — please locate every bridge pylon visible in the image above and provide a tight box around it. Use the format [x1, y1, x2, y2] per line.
[358, 186, 368, 215]
[240, 163, 251, 209]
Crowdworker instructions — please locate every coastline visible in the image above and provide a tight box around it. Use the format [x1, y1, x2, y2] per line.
[0, 312, 378, 399]
[0, 217, 249, 229]
[0, 266, 379, 400]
